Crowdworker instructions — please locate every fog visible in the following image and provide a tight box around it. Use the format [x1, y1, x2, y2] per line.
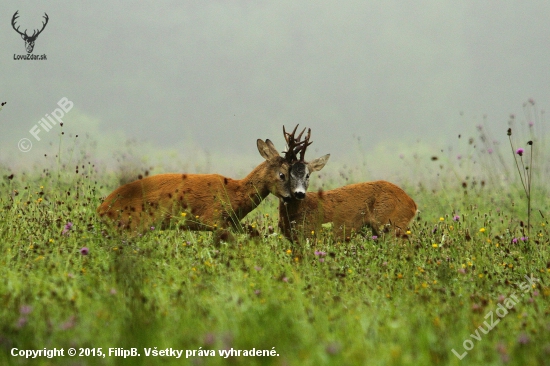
[1, 1, 549, 179]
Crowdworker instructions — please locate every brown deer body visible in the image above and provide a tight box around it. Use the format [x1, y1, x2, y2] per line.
[97, 139, 292, 236]
[279, 181, 418, 242]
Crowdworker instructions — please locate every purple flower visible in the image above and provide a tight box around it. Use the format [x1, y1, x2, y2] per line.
[516, 148, 524, 156]
[487, 148, 493, 154]
[325, 342, 341, 355]
[254, 289, 261, 296]
[282, 277, 288, 283]
[457, 155, 462, 160]
[203, 333, 216, 346]
[79, 247, 89, 255]
[521, 236, 528, 242]
[529, 121, 534, 127]
[60, 315, 76, 330]
[62, 222, 73, 235]
[314, 251, 327, 257]
[517, 333, 530, 345]
[512, 238, 518, 244]
[371, 235, 378, 240]
[20, 305, 32, 315]
[150, 226, 155, 231]
[319, 258, 325, 263]
[453, 215, 460, 222]
[16, 317, 27, 328]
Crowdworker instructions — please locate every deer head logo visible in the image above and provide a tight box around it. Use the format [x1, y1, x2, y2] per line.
[12, 11, 49, 54]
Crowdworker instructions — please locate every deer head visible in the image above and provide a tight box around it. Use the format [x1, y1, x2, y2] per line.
[283, 125, 330, 200]
[12, 11, 49, 54]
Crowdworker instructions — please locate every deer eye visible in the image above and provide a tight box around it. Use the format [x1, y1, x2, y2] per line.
[306, 174, 310, 179]
[279, 172, 285, 180]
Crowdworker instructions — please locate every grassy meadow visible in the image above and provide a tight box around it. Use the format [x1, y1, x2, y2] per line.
[1, 114, 549, 365]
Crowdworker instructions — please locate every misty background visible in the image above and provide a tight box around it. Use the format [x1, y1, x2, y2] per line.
[1, 1, 549, 181]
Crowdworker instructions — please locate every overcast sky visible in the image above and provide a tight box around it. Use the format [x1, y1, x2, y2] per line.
[1, 1, 549, 177]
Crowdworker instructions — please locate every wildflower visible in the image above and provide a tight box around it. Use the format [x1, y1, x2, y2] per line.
[79, 247, 89, 256]
[453, 215, 460, 222]
[512, 238, 518, 244]
[371, 235, 378, 240]
[521, 236, 528, 241]
[439, 217, 444, 222]
[60, 315, 76, 330]
[479, 228, 485, 233]
[16, 317, 27, 328]
[457, 154, 462, 160]
[516, 148, 524, 156]
[62, 222, 73, 235]
[517, 333, 530, 345]
[397, 273, 403, 279]
[282, 277, 288, 282]
[286, 249, 292, 255]
[319, 258, 325, 263]
[314, 251, 327, 257]
[325, 342, 341, 355]
[406, 230, 411, 235]
[432, 243, 438, 248]
[150, 226, 155, 231]
[20, 305, 32, 315]
[487, 148, 493, 154]
[529, 121, 534, 127]
[254, 289, 261, 295]
[181, 212, 187, 217]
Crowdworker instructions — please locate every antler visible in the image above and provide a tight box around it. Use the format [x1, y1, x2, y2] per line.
[282, 124, 312, 162]
[298, 128, 312, 162]
[11, 11, 26, 37]
[11, 11, 49, 39]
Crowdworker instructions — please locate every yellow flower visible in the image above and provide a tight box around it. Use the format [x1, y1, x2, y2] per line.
[406, 230, 411, 235]
[421, 282, 428, 288]
[311, 230, 315, 235]
[348, 269, 352, 273]
[286, 249, 292, 255]
[397, 273, 403, 279]
[439, 217, 444, 222]
[294, 257, 299, 262]
[181, 212, 187, 217]
[48, 239, 54, 243]
[432, 243, 438, 248]
[479, 228, 486, 233]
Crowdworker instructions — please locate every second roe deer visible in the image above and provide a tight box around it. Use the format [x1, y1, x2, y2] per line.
[279, 129, 417, 242]
[98, 137, 305, 239]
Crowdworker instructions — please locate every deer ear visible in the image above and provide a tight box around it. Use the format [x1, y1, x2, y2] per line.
[257, 139, 279, 160]
[308, 154, 330, 172]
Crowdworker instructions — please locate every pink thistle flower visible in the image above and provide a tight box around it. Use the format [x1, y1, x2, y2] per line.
[79, 247, 89, 255]
[516, 148, 524, 156]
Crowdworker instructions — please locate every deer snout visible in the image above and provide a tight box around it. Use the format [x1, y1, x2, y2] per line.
[293, 191, 306, 200]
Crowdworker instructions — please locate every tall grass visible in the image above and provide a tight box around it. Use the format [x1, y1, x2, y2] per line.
[0, 102, 549, 365]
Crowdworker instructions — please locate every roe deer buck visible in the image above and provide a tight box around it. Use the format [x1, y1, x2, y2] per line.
[97, 138, 306, 239]
[279, 129, 417, 242]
